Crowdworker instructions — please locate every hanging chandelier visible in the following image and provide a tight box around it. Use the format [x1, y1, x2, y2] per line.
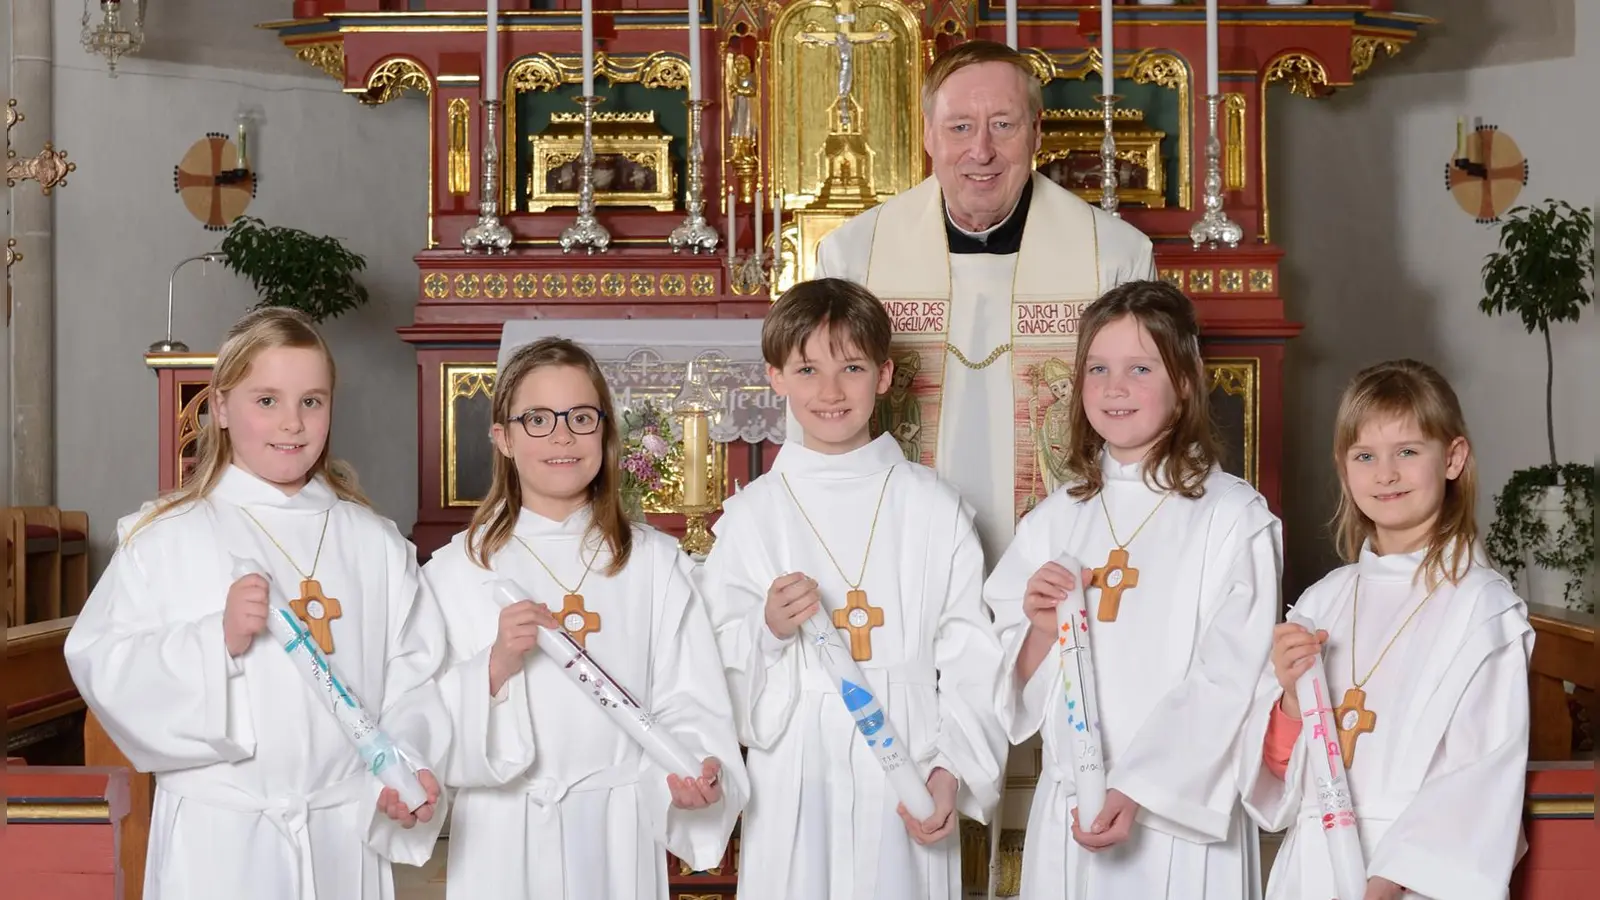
[81, 0, 145, 76]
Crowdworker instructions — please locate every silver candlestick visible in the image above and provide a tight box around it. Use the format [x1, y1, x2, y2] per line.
[1095, 93, 1121, 216]
[1189, 93, 1243, 249]
[560, 95, 612, 254]
[669, 99, 720, 254]
[462, 99, 514, 255]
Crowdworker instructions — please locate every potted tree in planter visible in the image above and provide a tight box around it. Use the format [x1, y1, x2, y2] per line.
[1479, 199, 1595, 612]
[218, 216, 370, 323]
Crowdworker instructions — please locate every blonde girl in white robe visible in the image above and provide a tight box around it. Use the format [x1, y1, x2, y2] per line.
[1239, 359, 1532, 900]
[986, 279, 1282, 900]
[426, 337, 747, 900]
[65, 307, 451, 900]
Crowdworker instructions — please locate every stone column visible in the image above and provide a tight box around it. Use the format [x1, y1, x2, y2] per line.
[9, 0, 54, 505]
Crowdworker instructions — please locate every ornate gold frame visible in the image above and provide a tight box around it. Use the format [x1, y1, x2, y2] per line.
[526, 111, 676, 213]
[443, 364, 497, 509]
[1205, 358, 1259, 487]
[1035, 108, 1166, 209]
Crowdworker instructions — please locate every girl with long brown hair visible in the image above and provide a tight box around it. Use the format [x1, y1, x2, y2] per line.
[424, 337, 747, 900]
[985, 280, 1283, 899]
[65, 307, 452, 900]
[1242, 359, 1532, 899]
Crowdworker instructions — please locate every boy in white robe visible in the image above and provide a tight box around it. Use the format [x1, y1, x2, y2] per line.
[428, 337, 746, 900]
[987, 281, 1281, 899]
[703, 278, 1008, 900]
[1239, 359, 1532, 900]
[65, 308, 450, 900]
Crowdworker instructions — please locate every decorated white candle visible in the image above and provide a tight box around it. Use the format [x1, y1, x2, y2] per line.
[754, 187, 764, 261]
[726, 188, 737, 263]
[485, 0, 499, 102]
[1005, 0, 1018, 50]
[1205, 0, 1220, 96]
[687, 0, 702, 101]
[772, 192, 782, 267]
[1287, 613, 1367, 899]
[581, 0, 595, 97]
[230, 556, 429, 810]
[800, 606, 937, 821]
[1053, 553, 1106, 827]
[1101, 0, 1113, 97]
[492, 580, 701, 780]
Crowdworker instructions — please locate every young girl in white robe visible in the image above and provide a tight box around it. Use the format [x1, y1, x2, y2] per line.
[426, 337, 746, 900]
[1238, 359, 1532, 899]
[65, 307, 451, 900]
[703, 279, 1008, 900]
[986, 279, 1282, 899]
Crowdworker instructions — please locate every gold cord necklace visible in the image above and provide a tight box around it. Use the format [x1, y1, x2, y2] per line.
[1088, 490, 1170, 622]
[1332, 574, 1440, 768]
[240, 508, 340, 654]
[513, 534, 602, 648]
[781, 467, 894, 661]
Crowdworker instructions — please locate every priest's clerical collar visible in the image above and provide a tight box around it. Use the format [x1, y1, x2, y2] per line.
[945, 178, 1032, 255]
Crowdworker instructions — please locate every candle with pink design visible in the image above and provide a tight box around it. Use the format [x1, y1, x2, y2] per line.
[1054, 552, 1106, 827]
[1288, 613, 1367, 899]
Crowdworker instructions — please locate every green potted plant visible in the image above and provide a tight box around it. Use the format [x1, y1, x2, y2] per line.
[218, 216, 370, 322]
[1479, 199, 1595, 612]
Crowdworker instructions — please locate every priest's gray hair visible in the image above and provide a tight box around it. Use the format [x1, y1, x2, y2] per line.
[922, 40, 1044, 120]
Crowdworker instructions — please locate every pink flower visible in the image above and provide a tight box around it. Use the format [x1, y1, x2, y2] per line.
[641, 433, 669, 457]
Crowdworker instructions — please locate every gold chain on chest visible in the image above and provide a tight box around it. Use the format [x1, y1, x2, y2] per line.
[944, 341, 1012, 369]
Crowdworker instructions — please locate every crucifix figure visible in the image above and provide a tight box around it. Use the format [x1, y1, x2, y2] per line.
[832, 589, 884, 661]
[558, 593, 602, 649]
[797, 0, 894, 132]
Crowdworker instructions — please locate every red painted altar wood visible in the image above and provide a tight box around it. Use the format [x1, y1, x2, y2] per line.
[1511, 763, 1597, 899]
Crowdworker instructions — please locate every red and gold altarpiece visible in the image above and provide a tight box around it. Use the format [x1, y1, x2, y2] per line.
[134, 4, 1431, 894]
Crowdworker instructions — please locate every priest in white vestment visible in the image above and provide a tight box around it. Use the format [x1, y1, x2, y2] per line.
[1237, 546, 1533, 899]
[703, 434, 1008, 900]
[426, 510, 748, 899]
[987, 452, 1281, 898]
[65, 466, 452, 900]
[813, 40, 1157, 560]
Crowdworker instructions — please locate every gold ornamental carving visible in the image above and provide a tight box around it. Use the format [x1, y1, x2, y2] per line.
[600, 272, 626, 297]
[513, 273, 538, 298]
[1249, 269, 1274, 293]
[572, 273, 598, 296]
[1223, 93, 1247, 191]
[1350, 36, 1404, 77]
[453, 273, 482, 299]
[525, 111, 676, 213]
[361, 58, 433, 105]
[543, 274, 568, 297]
[423, 272, 449, 299]
[484, 273, 509, 299]
[770, 0, 923, 210]
[661, 273, 687, 296]
[691, 273, 716, 296]
[1159, 269, 1184, 289]
[448, 98, 472, 196]
[507, 51, 690, 94]
[294, 42, 345, 81]
[6, 100, 76, 196]
[1265, 53, 1330, 100]
[1189, 269, 1214, 292]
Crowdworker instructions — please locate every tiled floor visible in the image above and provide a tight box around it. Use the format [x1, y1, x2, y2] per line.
[394, 833, 1285, 899]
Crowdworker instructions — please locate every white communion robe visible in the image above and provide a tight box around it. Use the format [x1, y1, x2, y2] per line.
[1237, 546, 1533, 900]
[64, 466, 452, 900]
[702, 434, 1008, 900]
[986, 452, 1282, 900]
[424, 508, 748, 900]
[814, 173, 1157, 561]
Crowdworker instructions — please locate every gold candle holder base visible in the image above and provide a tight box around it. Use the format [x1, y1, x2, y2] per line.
[679, 504, 718, 556]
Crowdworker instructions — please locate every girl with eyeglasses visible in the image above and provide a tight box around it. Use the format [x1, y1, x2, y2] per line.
[423, 337, 748, 900]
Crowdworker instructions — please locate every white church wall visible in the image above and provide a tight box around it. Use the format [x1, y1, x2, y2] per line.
[51, 18, 427, 573]
[1272, 1, 1600, 597]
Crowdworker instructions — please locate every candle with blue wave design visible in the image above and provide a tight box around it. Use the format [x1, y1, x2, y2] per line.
[230, 556, 428, 810]
[1054, 552, 1106, 827]
[802, 607, 937, 820]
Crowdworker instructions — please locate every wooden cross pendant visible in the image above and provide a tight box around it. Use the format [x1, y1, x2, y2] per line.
[557, 593, 602, 649]
[832, 589, 884, 661]
[1090, 547, 1140, 622]
[289, 579, 342, 655]
[1334, 687, 1377, 768]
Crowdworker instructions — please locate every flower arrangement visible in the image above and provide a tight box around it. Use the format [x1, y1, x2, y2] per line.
[617, 400, 682, 520]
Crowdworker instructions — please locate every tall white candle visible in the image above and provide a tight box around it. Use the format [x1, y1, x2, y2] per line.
[1206, 0, 1220, 96]
[772, 192, 781, 260]
[581, 0, 595, 97]
[485, 0, 499, 101]
[687, 0, 702, 101]
[1005, 0, 1018, 50]
[1101, 0, 1113, 97]
[726, 188, 736, 264]
[754, 188, 764, 260]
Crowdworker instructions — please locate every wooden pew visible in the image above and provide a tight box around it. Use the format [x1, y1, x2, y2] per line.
[84, 712, 154, 900]
[5, 618, 84, 738]
[1526, 603, 1595, 760]
[2, 764, 132, 899]
[1511, 762, 1596, 898]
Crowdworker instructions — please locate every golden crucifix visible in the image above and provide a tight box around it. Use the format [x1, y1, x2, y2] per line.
[797, 0, 894, 133]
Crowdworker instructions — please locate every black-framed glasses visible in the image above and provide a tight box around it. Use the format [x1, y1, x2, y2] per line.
[508, 406, 606, 438]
